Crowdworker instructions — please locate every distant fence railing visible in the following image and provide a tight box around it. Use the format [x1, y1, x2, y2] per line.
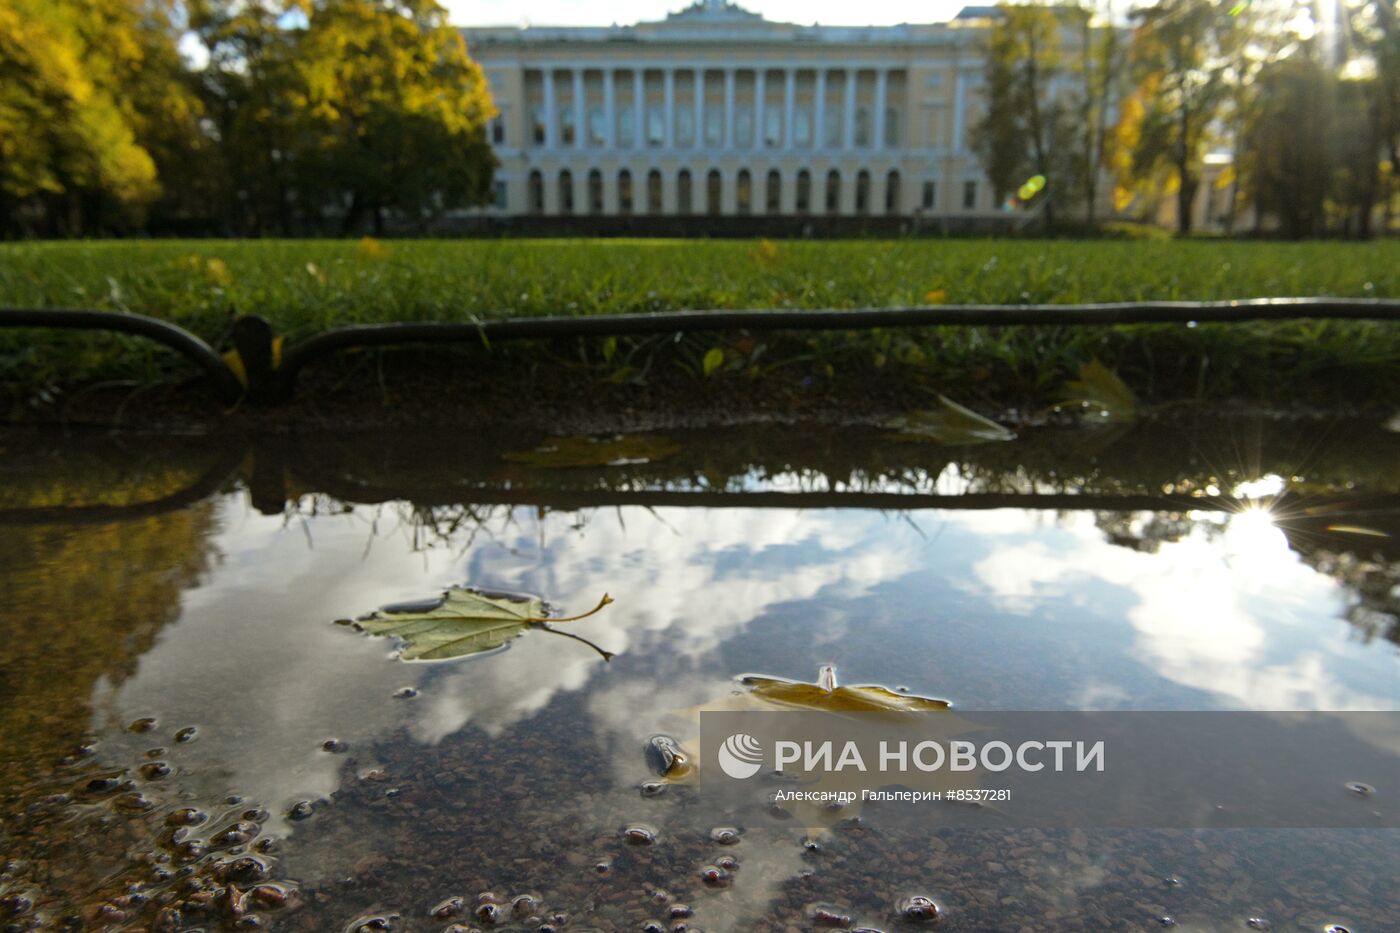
[4, 298, 1400, 406]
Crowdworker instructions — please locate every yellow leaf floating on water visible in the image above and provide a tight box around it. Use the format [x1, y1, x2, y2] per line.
[346, 587, 614, 662]
[649, 666, 983, 834]
[739, 665, 952, 713]
[885, 395, 1016, 445]
[1061, 359, 1138, 422]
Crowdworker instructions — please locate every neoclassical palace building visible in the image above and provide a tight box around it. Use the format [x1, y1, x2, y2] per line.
[461, 1, 1013, 227]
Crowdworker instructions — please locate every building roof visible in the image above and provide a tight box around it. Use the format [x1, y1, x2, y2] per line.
[461, 2, 987, 47]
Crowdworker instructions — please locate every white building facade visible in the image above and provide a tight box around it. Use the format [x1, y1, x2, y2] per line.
[462, 1, 1009, 224]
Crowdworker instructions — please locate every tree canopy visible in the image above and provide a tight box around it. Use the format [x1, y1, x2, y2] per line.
[0, 0, 496, 236]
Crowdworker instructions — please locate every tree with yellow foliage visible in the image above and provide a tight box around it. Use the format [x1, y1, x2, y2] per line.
[1113, 0, 1240, 234]
[0, 0, 175, 234]
[293, 0, 497, 234]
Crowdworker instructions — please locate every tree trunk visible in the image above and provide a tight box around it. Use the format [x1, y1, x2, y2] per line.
[341, 192, 362, 236]
[1177, 172, 1196, 235]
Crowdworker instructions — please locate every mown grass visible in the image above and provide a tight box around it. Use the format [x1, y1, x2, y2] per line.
[2, 238, 1399, 411]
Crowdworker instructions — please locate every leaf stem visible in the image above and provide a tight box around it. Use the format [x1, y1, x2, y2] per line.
[530, 593, 614, 624]
[536, 622, 615, 661]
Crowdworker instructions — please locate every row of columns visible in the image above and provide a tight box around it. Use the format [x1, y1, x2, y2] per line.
[533, 67, 900, 152]
[526, 167, 913, 217]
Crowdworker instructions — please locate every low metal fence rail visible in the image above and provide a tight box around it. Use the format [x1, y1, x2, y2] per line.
[3, 298, 1399, 406]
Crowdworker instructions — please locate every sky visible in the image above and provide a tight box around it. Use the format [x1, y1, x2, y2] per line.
[441, 0, 970, 28]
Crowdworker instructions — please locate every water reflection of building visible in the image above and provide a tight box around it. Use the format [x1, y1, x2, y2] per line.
[462, 1, 1019, 230]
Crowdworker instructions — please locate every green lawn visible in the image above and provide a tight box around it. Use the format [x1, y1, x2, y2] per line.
[2, 238, 1399, 409]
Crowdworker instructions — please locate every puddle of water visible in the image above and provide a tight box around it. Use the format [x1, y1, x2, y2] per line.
[1, 419, 1397, 931]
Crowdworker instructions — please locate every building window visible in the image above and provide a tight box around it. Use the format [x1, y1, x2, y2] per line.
[492, 180, 507, 209]
[736, 169, 752, 214]
[735, 106, 754, 148]
[885, 170, 900, 214]
[559, 170, 574, 214]
[677, 169, 693, 213]
[884, 107, 900, 147]
[588, 169, 603, 214]
[705, 107, 723, 146]
[530, 105, 546, 145]
[647, 105, 664, 147]
[796, 170, 811, 213]
[676, 108, 694, 147]
[765, 108, 782, 147]
[527, 170, 544, 214]
[618, 169, 633, 214]
[706, 169, 722, 214]
[618, 106, 635, 147]
[963, 180, 977, 210]
[927, 109, 943, 149]
[854, 107, 871, 147]
[490, 116, 505, 146]
[826, 169, 841, 213]
[855, 170, 871, 214]
[824, 106, 842, 147]
[647, 169, 663, 214]
[587, 106, 605, 146]
[921, 180, 936, 210]
[794, 106, 812, 147]
[766, 169, 781, 213]
[562, 107, 578, 146]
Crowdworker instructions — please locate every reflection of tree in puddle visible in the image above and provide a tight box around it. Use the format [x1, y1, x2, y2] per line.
[0, 507, 218, 785]
[0, 503, 228, 927]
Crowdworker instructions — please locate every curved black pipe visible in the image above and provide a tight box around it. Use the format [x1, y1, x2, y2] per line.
[0, 308, 244, 405]
[276, 298, 1400, 398]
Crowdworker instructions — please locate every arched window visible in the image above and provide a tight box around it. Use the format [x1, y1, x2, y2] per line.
[885, 170, 901, 214]
[825, 169, 841, 214]
[618, 169, 633, 215]
[527, 170, 544, 214]
[588, 169, 603, 214]
[796, 170, 812, 214]
[706, 169, 722, 215]
[558, 170, 574, 215]
[677, 169, 693, 214]
[736, 169, 752, 215]
[855, 170, 871, 214]
[647, 169, 663, 214]
[765, 169, 781, 214]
